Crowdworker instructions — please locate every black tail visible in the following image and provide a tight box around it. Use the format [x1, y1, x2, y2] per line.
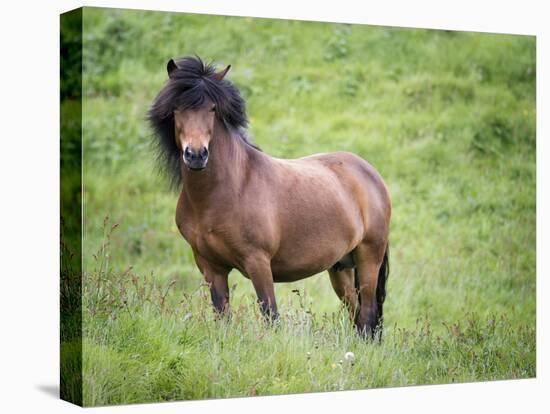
[375, 245, 389, 335]
[354, 244, 389, 338]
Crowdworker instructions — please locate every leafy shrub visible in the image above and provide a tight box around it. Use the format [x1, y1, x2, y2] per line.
[471, 108, 534, 156]
[83, 14, 139, 96]
[324, 25, 352, 61]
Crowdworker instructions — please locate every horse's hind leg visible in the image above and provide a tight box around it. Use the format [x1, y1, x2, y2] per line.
[353, 241, 387, 339]
[328, 267, 358, 321]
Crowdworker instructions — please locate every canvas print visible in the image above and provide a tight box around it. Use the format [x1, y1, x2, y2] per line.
[60, 6, 536, 407]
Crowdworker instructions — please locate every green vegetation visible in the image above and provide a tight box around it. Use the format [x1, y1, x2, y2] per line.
[77, 7, 535, 406]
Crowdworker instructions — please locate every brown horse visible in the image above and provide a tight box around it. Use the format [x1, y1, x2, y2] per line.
[148, 56, 391, 338]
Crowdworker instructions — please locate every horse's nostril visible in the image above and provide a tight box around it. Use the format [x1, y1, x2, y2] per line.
[184, 147, 193, 160]
[201, 147, 209, 159]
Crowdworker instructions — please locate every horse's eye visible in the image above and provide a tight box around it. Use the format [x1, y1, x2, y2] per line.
[210, 105, 216, 112]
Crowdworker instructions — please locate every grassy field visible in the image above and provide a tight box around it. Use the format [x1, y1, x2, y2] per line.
[70, 7, 535, 406]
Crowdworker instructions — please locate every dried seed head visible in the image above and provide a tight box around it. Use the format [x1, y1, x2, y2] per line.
[344, 352, 355, 361]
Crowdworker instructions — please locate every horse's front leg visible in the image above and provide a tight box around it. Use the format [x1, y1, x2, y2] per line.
[243, 255, 279, 321]
[193, 252, 230, 314]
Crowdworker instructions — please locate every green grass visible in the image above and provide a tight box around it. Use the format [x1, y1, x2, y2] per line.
[74, 7, 535, 406]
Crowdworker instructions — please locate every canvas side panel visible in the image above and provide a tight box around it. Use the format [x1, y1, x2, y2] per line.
[60, 7, 83, 407]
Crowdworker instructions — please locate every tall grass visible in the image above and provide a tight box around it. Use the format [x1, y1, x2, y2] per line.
[77, 7, 535, 406]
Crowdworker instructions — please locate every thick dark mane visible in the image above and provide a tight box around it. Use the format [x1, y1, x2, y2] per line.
[148, 56, 257, 188]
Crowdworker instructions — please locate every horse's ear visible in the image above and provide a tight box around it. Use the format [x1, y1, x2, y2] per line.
[167, 59, 178, 78]
[213, 64, 231, 81]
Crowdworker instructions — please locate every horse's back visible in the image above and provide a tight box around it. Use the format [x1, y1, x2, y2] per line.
[302, 151, 385, 186]
[302, 151, 389, 203]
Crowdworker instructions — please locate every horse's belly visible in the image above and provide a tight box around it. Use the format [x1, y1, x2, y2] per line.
[270, 244, 349, 282]
[271, 265, 324, 283]
[269, 208, 362, 282]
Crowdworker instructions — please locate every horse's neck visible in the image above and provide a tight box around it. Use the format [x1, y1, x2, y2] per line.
[181, 125, 249, 205]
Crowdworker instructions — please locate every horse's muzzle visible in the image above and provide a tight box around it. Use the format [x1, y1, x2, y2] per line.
[183, 146, 209, 171]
